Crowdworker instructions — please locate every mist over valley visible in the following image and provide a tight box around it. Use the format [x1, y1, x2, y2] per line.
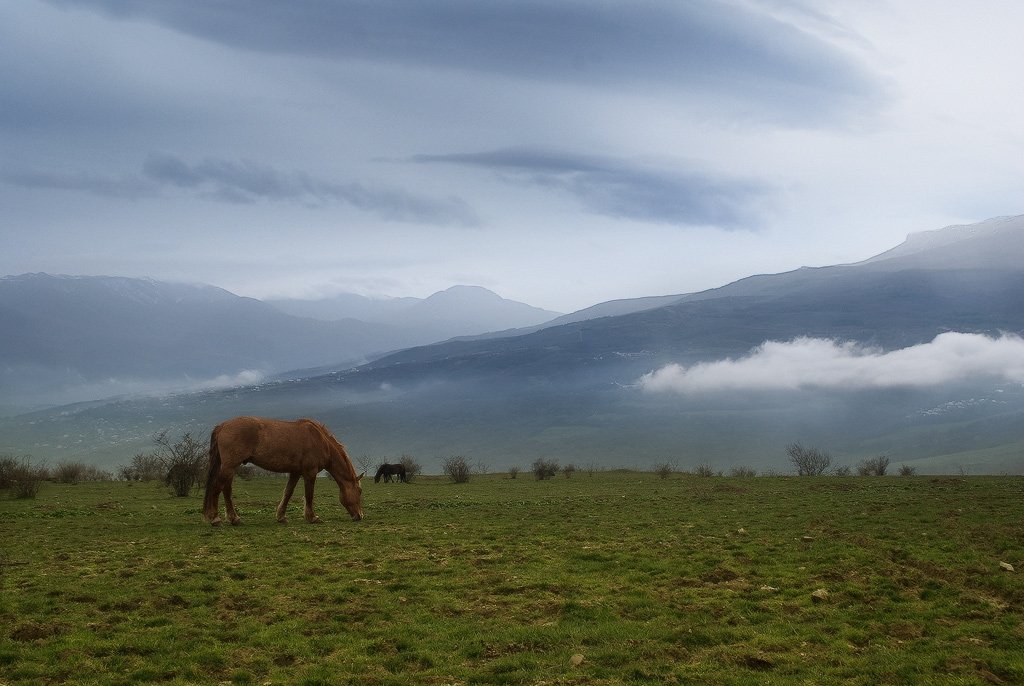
[3, 216, 1024, 475]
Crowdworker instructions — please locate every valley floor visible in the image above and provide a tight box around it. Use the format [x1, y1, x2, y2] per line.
[1, 473, 1023, 685]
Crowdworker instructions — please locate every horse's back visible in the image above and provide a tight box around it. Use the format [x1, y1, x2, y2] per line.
[214, 416, 326, 472]
[213, 416, 263, 452]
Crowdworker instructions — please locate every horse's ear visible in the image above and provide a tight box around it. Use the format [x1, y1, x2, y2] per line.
[357, 471, 365, 481]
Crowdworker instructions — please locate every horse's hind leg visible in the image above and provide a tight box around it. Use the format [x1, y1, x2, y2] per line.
[223, 477, 242, 525]
[302, 473, 322, 523]
[276, 473, 300, 523]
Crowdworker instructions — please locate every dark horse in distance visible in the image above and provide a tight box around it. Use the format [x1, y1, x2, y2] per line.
[374, 463, 407, 483]
[203, 416, 364, 526]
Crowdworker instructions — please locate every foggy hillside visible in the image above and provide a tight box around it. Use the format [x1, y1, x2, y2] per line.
[3, 216, 1024, 474]
[0, 276, 557, 413]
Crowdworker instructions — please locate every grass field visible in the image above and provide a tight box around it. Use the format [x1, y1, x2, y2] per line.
[2, 472, 1022, 685]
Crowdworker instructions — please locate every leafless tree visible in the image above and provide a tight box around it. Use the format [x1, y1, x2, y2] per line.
[787, 443, 832, 476]
[154, 430, 209, 497]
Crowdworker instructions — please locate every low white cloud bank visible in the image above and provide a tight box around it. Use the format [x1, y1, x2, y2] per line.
[191, 369, 267, 391]
[639, 333, 1024, 394]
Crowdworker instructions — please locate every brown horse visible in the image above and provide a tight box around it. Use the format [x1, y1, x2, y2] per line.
[203, 416, 364, 526]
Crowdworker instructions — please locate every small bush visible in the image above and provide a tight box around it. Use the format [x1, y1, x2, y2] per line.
[400, 454, 422, 482]
[154, 430, 209, 497]
[53, 461, 84, 484]
[507, 465, 520, 479]
[0, 454, 20, 489]
[53, 461, 111, 484]
[898, 464, 917, 477]
[441, 455, 471, 483]
[531, 458, 559, 480]
[117, 453, 164, 482]
[653, 462, 675, 479]
[562, 463, 576, 478]
[833, 465, 852, 477]
[5, 458, 46, 499]
[694, 464, 717, 478]
[857, 455, 890, 477]
[729, 466, 757, 478]
[787, 443, 832, 476]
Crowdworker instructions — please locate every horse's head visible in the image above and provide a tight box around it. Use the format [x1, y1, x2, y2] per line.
[340, 472, 364, 521]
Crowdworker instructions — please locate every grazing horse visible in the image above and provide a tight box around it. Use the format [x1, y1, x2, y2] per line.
[203, 416, 364, 526]
[374, 463, 407, 484]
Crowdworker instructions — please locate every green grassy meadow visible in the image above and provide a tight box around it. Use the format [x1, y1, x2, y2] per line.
[2, 472, 1023, 685]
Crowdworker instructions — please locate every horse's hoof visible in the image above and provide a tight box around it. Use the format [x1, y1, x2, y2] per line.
[230, 518, 243, 526]
[277, 517, 288, 524]
[210, 517, 222, 527]
[307, 517, 323, 524]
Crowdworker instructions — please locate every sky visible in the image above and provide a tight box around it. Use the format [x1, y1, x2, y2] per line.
[2, 1, 1023, 314]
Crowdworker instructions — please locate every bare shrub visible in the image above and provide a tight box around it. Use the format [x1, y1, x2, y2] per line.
[0, 454, 20, 489]
[729, 466, 757, 478]
[154, 430, 209, 497]
[399, 454, 422, 482]
[833, 465, 852, 477]
[441, 455, 471, 483]
[53, 461, 85, 484]
[355, 454, 376, 474]
[857, 455, 890, 476]
[562, 463, 576, 478]
[117, 452, 165, 482]
[898, 464, 917, 477]
[507, 465, 520, 479]
[787, 443, 832, 476]
[653, 462, 675, 479]
[6, 458, 46, 499]
[694, 464, 717, 478]
[531, 458, 559, 480]
[53, 461, 111, 484]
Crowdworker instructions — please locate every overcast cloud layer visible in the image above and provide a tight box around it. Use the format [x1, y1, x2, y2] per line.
[640, 333, 1024, 394]
[2, 1, 1023, 310]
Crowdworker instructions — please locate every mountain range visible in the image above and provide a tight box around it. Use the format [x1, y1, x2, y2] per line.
[0, 277, 559, 413]
[3, 215, 1024, 474]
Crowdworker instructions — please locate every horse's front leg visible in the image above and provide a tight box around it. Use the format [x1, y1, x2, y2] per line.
[223, 476, 243, 525]
[204, 479, 223, 526]
[302, 473, 322, 523]
[276, 473, 301, 523]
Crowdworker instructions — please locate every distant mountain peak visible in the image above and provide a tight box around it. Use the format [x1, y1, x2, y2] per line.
[425, 285, 506, 303]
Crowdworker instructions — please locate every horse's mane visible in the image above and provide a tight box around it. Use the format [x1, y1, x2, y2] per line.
[301, 419, 358, 481]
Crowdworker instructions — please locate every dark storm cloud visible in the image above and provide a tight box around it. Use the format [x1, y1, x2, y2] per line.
[412, 149, 770, 228]
[143, 153, 478, 225]
[2, 154, 479, 226]
[46, 0, 885, 125]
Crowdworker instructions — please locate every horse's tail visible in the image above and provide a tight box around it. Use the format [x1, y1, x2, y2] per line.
[203, 426, 222, 514]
